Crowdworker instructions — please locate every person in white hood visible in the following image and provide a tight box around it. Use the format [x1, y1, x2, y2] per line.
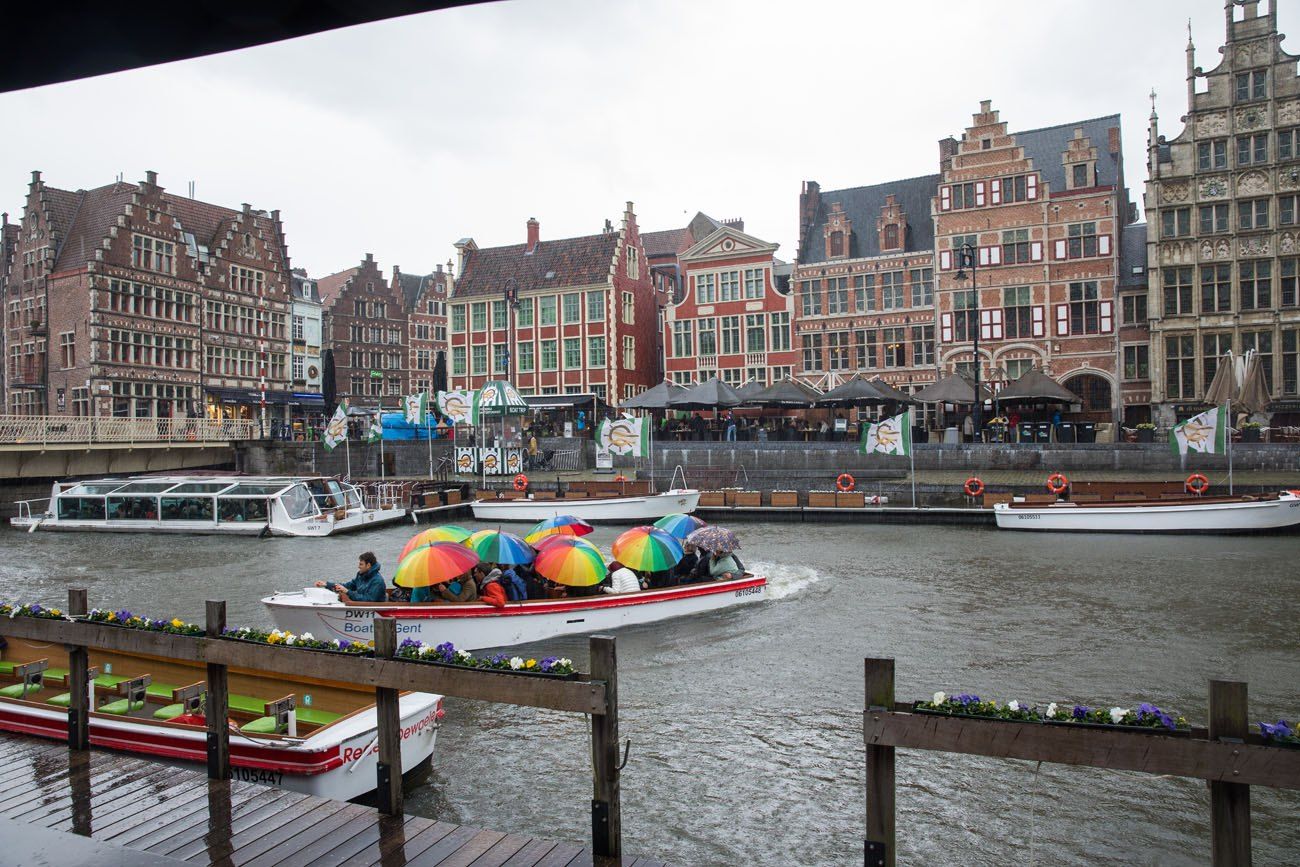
[603, 565, 641, 594]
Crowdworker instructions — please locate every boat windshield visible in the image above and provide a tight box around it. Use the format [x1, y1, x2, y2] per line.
[280, 484, 317, 519]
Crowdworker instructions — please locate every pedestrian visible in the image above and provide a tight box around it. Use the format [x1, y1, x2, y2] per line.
[962, 414, 974, 442]
[725, 410, 737, 442]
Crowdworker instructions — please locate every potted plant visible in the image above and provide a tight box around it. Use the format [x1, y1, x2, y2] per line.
[1240, 421, 1262, 443]
[1135, 422, 1156, 443]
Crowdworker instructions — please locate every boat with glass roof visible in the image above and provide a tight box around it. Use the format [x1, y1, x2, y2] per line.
[10, 475, 408, 536]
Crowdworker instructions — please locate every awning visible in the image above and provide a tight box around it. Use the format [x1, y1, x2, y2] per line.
[205, 387, 295, 406]
[523, 394, 609, 410]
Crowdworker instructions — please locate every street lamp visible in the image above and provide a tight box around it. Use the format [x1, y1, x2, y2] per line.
[502, 277, 519, 384]
[954, 243, 983, 439]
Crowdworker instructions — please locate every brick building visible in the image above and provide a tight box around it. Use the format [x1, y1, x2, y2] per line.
[933, 103, 1136, 423]
[394, 264, 451, 395]
[289, 269, 324, 418]
[318, 254, 408, 406]
[663, 223, 796, 388]
[448, 203, 658, 403]
[1117, 223, 1153, 423]
[1146, 1, 1300, 426]
[3, 170, 293, 423]
[0, 213, 17, 401]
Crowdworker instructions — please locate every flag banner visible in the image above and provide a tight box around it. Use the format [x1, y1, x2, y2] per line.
[403, 392, 428, 425]
[323, 400, 349, 451]
[436, 389, 474, 424]
[599, 416, 651, 457]
[1171, 404, 1228, 455]
[367, 411, 384, 444]
[859, 409, 912, 456]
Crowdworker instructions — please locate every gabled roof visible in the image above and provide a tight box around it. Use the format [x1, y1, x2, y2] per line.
[396, 271, 433, 310]
[642, 227, 691, 259]
[454, 232, 619, 298]
[1015, 114, 1122, 193]
[1119, 223, 1148, 289]
[800, 174, 941, 265]
[316, 268, 357, 306]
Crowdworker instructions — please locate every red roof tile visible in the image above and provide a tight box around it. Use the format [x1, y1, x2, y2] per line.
[315, 267, 357, 307]
[51, 182, 135, 272]
[453, 233, 619, 299]
[641, 227, 691, 258]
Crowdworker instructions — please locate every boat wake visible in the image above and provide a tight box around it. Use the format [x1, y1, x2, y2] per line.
[750, 561, 823, 600]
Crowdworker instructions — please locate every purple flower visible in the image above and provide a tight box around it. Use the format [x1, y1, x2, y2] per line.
[540, 656, 558, 672]
[29, 604, 43, 615]
[1072, 705, 1090, 720]
[954, 694, 980, 706]
[1260, 719, 1293, 738]
[114, 610, 132, 622]
[399, 638, 420, 649]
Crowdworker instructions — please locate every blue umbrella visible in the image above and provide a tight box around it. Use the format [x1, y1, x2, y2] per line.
[653, 513, 707, 541]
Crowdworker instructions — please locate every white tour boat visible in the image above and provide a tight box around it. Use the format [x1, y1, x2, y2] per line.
[471, 488, 701, 523]
[994, 489, 1300, 533]
[11, 474, 408, 536]
[263, 573, 766, 651]
[0, 640, 441, 801]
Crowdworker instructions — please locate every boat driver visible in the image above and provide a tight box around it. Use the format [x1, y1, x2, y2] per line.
[315, 552, 388, 602]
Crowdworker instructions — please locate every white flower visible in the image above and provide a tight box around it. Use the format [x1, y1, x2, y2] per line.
[1109, 707, 1127, 725]
[269, 629, 282, 640]
[285, 635, 296, 645]
[333, 638, 343, 647]
[509, 656, 524, 670]
[455, 649, 473, 661]
[1046, 703, 1058, 719]
[300, 632, 314, 642]
[1008, 700, 1021, 712]
[420, 645, 436, 657]
[932, 691, 947, 706]
[558, 658, 572, 668]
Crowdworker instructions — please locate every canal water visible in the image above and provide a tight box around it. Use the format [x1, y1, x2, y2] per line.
[1, 520, 1297, 865]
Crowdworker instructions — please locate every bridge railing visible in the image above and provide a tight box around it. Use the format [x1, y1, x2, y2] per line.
[0, 415, 257, 446]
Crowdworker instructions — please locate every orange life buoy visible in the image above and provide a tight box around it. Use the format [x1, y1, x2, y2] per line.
[836, 473, 855, 492]
[1185, 473, 1209, 496]
[1046, 473, 1070, 494]
[964, 477, 985, 497]
[512, 474, 528, 492]
[613, 475, 628, 482]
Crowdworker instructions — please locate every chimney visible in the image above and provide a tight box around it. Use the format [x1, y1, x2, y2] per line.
[938, 136, 959, 171]
[365, 252, 374, 263]
[526, 218, 540, 253]
[604, 219, 613, 234]
[1108, 126, 1121, 155]
[241, 202, 251, 216]
[145, 170, 157, 186]
[436, 262, 443, 274]
[30, 170, 41, 186]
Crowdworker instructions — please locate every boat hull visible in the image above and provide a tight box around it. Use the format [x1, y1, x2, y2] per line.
[993, 491, 1300, 533]
[470, 489, 700, 523]
[263, 574, 767, 651]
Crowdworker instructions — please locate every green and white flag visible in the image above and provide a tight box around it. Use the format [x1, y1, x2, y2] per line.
[367, 411, 384, 444]
[323, 400, 349, 451]
[859, 409, 912, 456]
[436, 389, 474, 425]
[403, 392, 428, 425]
[599, 416, 651, 457]
[1171, 404, 1227, 455]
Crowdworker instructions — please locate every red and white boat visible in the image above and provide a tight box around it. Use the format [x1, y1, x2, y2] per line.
[0, 641, 441, 801]
[263, 574, 768, 651]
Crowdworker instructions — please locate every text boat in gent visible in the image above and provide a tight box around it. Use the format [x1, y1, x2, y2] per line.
[993, 489, 1300, 533]
[263, 574, 766, 651]
[10, 475, 407, 536]
[0, 638, 441, 800]
[470, 488, 701, 523]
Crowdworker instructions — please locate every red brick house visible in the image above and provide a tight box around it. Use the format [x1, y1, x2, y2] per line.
[394, 264, 451, 396]
[318, 254, 408, 406]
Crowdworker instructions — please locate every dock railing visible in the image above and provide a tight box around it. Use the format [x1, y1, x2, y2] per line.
[0, 415, 256, 445]
[862, 657, 1300, 866]
[2, 590, 625, 859]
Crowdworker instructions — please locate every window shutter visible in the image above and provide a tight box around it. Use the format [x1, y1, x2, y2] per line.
[940, 312, 953, 343]
[1100, 300, 1113, 333]
[978, 246, 990, 266]
[1098, 234, 1112, 256]
[939, 250, 952, 270]
[1055, 304, 1070, 336]
[975, 182, 986, 207]
[991, 308, 1004, 339]
[1032, 306, 1045, 337]
[1030, 241, 1043, 262]
[940, 187, 951, 211]
[988, 245, 1002, 265]
[1027, 174, 1038, 200]
[1054, 240, 1067, 260]
[990, 181, 1002, 205]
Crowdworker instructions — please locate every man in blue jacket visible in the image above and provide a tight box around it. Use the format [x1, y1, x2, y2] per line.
[497, 563, 528, 601]
[316, 552, 387, 602]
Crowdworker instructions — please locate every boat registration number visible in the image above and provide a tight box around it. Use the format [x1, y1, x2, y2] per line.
[734, 586, 763, 598]
[232, 767, 283, 786]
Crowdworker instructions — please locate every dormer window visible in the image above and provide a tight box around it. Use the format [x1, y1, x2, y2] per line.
[823, 204, 852, 260]
[829, 231, 844, 257]
[1072, 164, 1089, 188]
[883, 224, 899, 250]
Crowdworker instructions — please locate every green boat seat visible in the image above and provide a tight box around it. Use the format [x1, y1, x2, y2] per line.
[98, 698, 145, 715]
[240, 715, 281, 734]
[295, 708, 342, 726]
[146, 682, 179, 700]
[47, 692, 72, 707]
[0, 682, 43, 699]
[94, 674, 131, 688]
[154, 703, 184, 720]
[0, 662, 14, 675]
[228, 694, 270, 715]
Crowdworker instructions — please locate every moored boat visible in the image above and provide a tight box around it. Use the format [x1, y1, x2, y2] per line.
[471, 488, 701, 523]
[993, 489, 1300, 533]
[263, 573, 767, 651]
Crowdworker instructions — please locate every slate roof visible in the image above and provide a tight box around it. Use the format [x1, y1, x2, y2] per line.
[454, 233, 619, 298]
[642, 227, 691, 259]
[316, 268, 357, 306]
[1119, 223, 1148, 289]
[1015, 114, 1123, 193]
[800, 174, 941, 265]
[396, 271, 434, 310]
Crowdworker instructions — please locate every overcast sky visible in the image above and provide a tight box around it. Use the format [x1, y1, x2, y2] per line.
[1, 0, 1292, 279]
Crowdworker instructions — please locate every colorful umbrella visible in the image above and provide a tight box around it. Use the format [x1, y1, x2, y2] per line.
[466, 529, 535, 565]
[652, 513, 707, 541]
[611, 526, 683, 572]
[533, 537, 607, 587]
[398, 524, 473, 562]
[524, 515, 595, 546]
[686, 525, 740, 553]
[393, 541, 480, 588]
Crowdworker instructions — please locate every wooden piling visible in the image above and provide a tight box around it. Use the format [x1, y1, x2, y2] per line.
[863, 657, 895, 867]
[204, 600, 230, 780]
[65, 588, 89, 751]
[1209, 679, 1251, 867]
[589, 635, 621, 859]
[373, 615, 403, 816]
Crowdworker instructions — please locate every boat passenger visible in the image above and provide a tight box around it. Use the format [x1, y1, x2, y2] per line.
[498, 564, 528, 602]
[603, 566, 641, 595]
[434, 571, 477, 604]
[478, 567, 508, 608]
[672, 543, 700, 585]
[706, 550, 742, 582]
[315, 552, 387, 602]
[409, 583, 433, 604]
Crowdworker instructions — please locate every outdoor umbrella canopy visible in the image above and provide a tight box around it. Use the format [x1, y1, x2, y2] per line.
[995, 368, 1078, 403]
[473, 380, 530, 416]
[399, 524, 473, 561]
[1204, 352, 1238, 407]
[393, 542, 480, 588]
[910, 374, 993, 405]
[686, 525, 741, 553]
[524, 515, 594, 546]
[466, 529, 535, 565]
[744, 377, 824, 408]
[619, 380, 690, 409]
[867, 378, 913, 403]
[733, 380, 770, 401]
[611, 526, 684, 571]
[532, 537, 607, 587]
[1238, 352, 1271, 413]
[666, 376, 743, 409]
[815, 376, 891, 407]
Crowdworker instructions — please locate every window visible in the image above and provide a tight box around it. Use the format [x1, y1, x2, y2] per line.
[622, 336, 635, 369]
[719, 271, 740, 302]
[999, 174, 1030, 203]
[826, 277, 848, 314]
[882, 224, 899, 249]
[949, 182, 978, 209]
[540, 339, 558, 370]
[626, 245, 639, 279]
[855, 330, 877, 369]
[1235, 69, 1267, 101]
[586, 291, 605, 322]
[671, 320, 693, 357]
[623, 292, 635, 324]
[414, 349, 431, 371]
[516, 342, 534, 372]
[291, 315, 305, 340]
[1283, 258, 1300, 307]
[563, 337, 581, 368]
[720, 316, 741, 355]
[1122, 293, 1148, 325]
[451, 304, 466, 332]
[1197, 139, 1228, 170]
[745, 314, 765, 353]
[951, 234, 978, 263]
[1003, 286, 1033, 338]
[909, 268, 933, 307]
[1240, 260, 1272, 310]
[494, 344, 509, 374]
[1068, 281, 1100, 335]
[230, 265, 265, 294]
[1067, 222, 1098, 258]
[492, 300, 507, 329]
[1236, 134, 1269, 165]
[562, 293, 581, 324]
[829, 231, 845, 257]
[1240, 198, 1269, 230]
[1123, 345, 1150, 381]
[827, 332, 850, 370]
[854, 274, 875, 312]
[1202, 332, 1233, 390]
[131, 235, 175, 274]
[1284, 330, 1300, 395]
[1071, 164, 1089, 188]
[698, 318, 717, 355]
[1282, 196, 1299, 226]
[588, 336, 606, 367]
[452, 346, 466, 376]
[743, 268, 765, 299]
[769, 311, 790, 351]
[695, 273, 716, 304]
[801, 333, 823, 371]
[1241, 331, 1275, 393]
[292, 355, 304, 380]
[515, 298, 534, 327]
[1164, 266, 1194, 315]
[1166, 335, 1196, 399]
[882, 328, 907, 367]
[470, 302, 487, 330]
[1200, 264, 1232, 312]
[539, 296, 557, 326]
[1001, 229, 1031, 264]
[911, 325, 934, 367]
[800, 279, 822, 316]
[59, 331, 75, 368]
[1161, 208, 1191, 238]
[881, 272, 904, 309]
[1199, 203, 1229, 234]
[952, 290, 977, 342]
[1280, 128, 1300, 160]
[471, 345, 487, 375]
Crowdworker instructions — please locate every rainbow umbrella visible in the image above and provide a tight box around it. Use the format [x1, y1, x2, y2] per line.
[652, 513, 707, 541]
[466, 529, 535, 565]
[533, 537, 607, 587]
[399, 525, 474, 562]
[394, 541, 480, 588]
[611, 526, 683, 572]
[525, 515, 595, 546]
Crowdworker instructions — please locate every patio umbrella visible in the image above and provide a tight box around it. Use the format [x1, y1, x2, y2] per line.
[996, 368, 1078, 403]
[466, 529, 535, 565]
[667, 376, 743, 409]
[620, 380, 690, 410]
[653, 513, 707, 541]
[398, 524, 473, 561]
[611, 526, 683, 571]
[686, 525, 741, 553]
[745, 377, 824, 408]
[910, 374, 993, 405]
[524, 515, 594, 546]
[1203, 351, 1238, 406]
[532, 537, 607, 587]
[815, 376, 891, 408]
[1238, 352, 1271, 413]
[733, 380, 769, 401]
[393, 542, 480, 588]
[470, 380, 530, 421]
[867, 378, 913, 403]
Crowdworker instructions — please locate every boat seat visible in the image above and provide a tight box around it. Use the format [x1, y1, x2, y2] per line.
[99, 697, 147, 715]
[0, 659, 49, 699]
[98, 674, 150, 715]
[146, 682, 179, 700]
[48, 693, 72, 707]
[154, 703, 185, 720]
[0, 662, 14, 676]
[240, 715, 282, 734]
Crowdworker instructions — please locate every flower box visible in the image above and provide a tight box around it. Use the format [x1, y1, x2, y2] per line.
[423, 494, 439, 507]
[836, 492, 863, 508]
[699, 491, 726, 507]
[532, 491, 556, 500]
[770, 491, 798, 507]
[1042, 719, 1190, 737]
[733, 491, 761, 507]
[808, 491, 837, 508]
[723, 489, 739, 506]
[444, 490, 461, 505]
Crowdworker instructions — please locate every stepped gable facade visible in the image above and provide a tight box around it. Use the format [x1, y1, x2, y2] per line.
[395, 264, 451, 395]
[319, 253, 408, 405]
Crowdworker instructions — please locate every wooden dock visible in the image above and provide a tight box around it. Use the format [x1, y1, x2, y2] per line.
[0, 732, 672, 867]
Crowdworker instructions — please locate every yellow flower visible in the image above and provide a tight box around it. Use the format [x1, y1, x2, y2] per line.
[50, 608, 62, 617]
[170, 618, 184, 628]
[267, 633, 282, 644]
[525, 659, 537, 669]
[106, 612, 116, 621]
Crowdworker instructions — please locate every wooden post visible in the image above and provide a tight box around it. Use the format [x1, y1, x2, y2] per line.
[205, 600, 230, 780]
[66, 588, 90, 751]
[864, 658, 895, 867]
[1209, 679, 1251, 866]
[374, 615, 403, 816]
[589, 635, 621, 859]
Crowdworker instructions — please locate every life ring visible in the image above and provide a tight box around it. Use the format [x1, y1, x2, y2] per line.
[963, 477, 985, 497]
[512, 474, 528, 492]
[836, 473, 855, 492]
[1046, 473, 1070, 494]
[613, 475, 628, 482]
[1185, 473, 1209, 496]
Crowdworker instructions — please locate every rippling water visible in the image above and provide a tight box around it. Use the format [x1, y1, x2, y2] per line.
[1, 520, 1298, 865]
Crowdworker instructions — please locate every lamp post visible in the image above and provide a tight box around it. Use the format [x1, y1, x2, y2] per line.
[954, 243, 983, 439]
[502, 277, 519, 384]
